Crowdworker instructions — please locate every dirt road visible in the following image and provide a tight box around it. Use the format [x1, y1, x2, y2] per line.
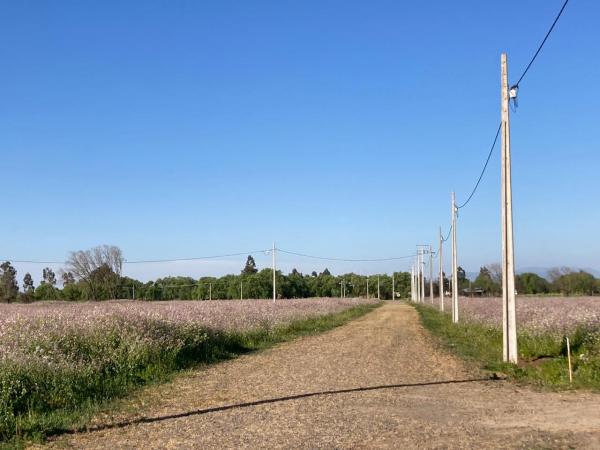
[46, 303, 600, 449]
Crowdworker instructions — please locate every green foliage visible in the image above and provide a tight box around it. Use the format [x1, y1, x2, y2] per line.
[516, 272, 550, 295]
[0, 262, 19, 303]
[415, 304, 600, 390]
[242, 255, 258, 274]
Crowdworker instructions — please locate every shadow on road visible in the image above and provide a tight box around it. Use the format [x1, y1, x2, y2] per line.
[64, 377, 499, 435]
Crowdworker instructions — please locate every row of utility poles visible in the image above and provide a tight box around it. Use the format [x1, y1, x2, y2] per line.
[410, 53, 518, 364]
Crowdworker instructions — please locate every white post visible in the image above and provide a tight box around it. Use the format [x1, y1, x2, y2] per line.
[451, 192, 458, 323]
[501, 53, 518, 363]
[439, 227, 444, 312]
[429, 245, 433, 304]
[566, 337, 573, 384]
[272, 241, 277, 302]
[377, 276, 380, 300]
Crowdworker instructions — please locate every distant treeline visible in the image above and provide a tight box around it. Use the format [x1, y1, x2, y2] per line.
[0, 248, 598, 302]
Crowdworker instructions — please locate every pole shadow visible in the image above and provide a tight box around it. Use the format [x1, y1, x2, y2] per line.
[63, 377, 500, 435]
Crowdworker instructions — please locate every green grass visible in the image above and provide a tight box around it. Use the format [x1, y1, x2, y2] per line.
[414, 303, 600, 390]
[2, 302, 380, 449]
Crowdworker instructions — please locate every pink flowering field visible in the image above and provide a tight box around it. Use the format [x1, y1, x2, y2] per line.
[435, 296, 600, 335]
[0, 297, 376, 440]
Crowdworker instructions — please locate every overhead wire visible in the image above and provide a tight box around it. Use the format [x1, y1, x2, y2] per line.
[512, 0, 571, 89]
[277, 248, 417, 262]
[456, 123, 502, 210]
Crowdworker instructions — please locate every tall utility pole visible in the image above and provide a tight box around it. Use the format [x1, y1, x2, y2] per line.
[272, 241, 277, 302]
[451, 192, 458, 323]
[501, 53, 518, 363]
[420, 250, 425, 303]
[417, 253, 421, 302]
[439, 227, 444, 311]
[429, 245, 433, 304]
[377, 276, 380, 300]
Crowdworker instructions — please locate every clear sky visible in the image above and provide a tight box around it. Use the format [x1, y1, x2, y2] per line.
[1, 1, 598, 282]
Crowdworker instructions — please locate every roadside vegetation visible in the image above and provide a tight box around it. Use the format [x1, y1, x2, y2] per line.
[415, 302, 600, 390]
[0, 299, 379, 446]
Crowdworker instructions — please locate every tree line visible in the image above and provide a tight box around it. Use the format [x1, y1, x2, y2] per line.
[0, 246, 598, 302]
[0, 249, 411, 302]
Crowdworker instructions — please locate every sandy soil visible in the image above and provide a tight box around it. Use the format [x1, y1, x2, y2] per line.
[41, 303, 600, 449]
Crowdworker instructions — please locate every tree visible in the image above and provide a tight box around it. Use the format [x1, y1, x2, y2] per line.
[515, 273, 550, 295]
[473, 266, 500, 296]
[61, 271, 76, 286]
[457, 266, 469, 290]
[0, 261, 19, 303]
[242, 255, 258, 274]
[321, 268, 331, 276]
[66, 245, 124, 300]
[42, 267, 57, 286]
[23, 273, 34, 293]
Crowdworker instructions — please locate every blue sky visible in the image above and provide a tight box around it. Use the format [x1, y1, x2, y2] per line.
[1, 1, 598, 282]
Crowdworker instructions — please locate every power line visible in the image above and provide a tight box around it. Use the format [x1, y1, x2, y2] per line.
[456, 123, 502, 209]
[277, 248, 416, 262]
[124, 250, 270, 264]
[1, 250, 270, 265]
[512, 0, 571, 89]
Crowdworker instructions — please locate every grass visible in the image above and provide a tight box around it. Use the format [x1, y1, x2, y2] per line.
[414, 303, 600, 390]
[2, 302, 380, 449]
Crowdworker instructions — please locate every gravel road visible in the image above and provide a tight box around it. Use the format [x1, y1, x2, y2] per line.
[43, 302, 600, 449]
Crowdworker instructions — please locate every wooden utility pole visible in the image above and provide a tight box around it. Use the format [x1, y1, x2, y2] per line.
[392, 274, 395, 300]
[366, 277, 369, 300]
[451, 192, 458, 323]
[377, 276, 380, 300]
[439, 227, 444, 311]
[209, 282, 212, 301]
[272, 242, 277, 302]
[501, 53, 518, 363]
[429, 245, 433, 303]
[240, 281, 243, 300]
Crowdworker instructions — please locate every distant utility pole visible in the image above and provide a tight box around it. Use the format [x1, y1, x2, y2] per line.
[451, 192, 458, 323]
[240, 281, 243, 300]
[501, 53, 518, 364]
[209, 282, 212, 301]
[272, 241, 277, 302]
[439, 227, 444, 312]
[132, 285, 135, 301]
[366, 277, 369, 300]
[392, 274, 395, 300]
[377, 276, 380, 300]
[419, 247, 426, 303]
[429, 245, 433, 304]
[410, 265, 414, 301]
[417, 250, 421, 302]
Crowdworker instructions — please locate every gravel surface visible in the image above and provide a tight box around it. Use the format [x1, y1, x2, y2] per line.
[41, 303, 600, 449]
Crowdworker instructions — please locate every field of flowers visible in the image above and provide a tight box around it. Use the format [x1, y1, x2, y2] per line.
[0, 298, 376, 440]
[439, 296, 600, 336]
[419, 296, 600, 389]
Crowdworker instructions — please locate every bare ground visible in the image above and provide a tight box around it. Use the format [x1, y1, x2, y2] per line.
[41, 303, 600, 449]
